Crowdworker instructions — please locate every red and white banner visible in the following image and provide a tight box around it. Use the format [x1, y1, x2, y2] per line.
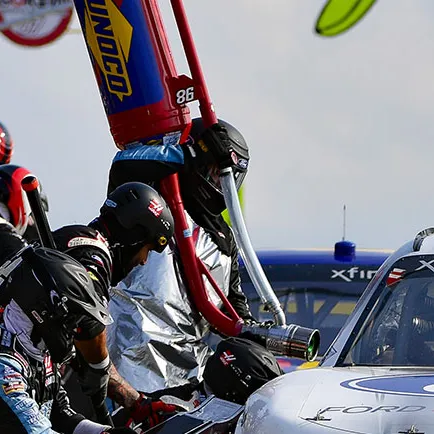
[0, 0, 73, 47]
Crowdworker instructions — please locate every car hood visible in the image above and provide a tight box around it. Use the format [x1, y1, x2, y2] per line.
[235, 366, 434, 434]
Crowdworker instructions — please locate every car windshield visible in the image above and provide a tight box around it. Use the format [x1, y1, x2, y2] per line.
[240, 261, 378, 355]
[342, 255, 434, 367]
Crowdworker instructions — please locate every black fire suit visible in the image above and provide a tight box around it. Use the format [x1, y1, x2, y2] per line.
[0, 220, 110, 434]
[0, 328, 93, 434]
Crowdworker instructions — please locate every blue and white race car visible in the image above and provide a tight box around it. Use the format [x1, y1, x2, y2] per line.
[236, 228, 434, 434]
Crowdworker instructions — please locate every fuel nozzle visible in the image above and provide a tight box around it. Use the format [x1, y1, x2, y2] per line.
[240, 323, 320, 362]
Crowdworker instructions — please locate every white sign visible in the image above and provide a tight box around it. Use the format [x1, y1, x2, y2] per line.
[0, 0, 73, 47]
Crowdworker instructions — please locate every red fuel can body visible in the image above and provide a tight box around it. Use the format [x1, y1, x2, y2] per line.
[73, 0, 192, 149]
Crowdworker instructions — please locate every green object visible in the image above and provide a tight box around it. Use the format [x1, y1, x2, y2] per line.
[307, 332, 320, 362]
[222, 186, 244, 226]
[315, 0, 376, 37]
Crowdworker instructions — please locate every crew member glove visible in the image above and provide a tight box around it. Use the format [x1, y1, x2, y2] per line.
[199, 123, 236, 169]
[130, 393, 177, 427]
[76, 355, 111, 406]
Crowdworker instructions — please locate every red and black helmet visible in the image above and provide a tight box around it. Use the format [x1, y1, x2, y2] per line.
[0, 164, 32, 235]
[99, 181, 174, 253]
[203, 337, 282, 404]
[0, 122, 13, 165]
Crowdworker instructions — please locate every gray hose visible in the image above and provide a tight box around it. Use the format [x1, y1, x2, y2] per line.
[220, 168, 286, 325]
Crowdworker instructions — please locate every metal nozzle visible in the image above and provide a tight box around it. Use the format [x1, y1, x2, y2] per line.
[241, 323, 320, 362]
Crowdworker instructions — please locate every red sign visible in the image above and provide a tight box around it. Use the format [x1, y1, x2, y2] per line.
[0, 1, 73, 47]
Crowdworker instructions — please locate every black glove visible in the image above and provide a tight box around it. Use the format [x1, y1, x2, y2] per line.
[130, 392, 177, 427]
[75, 354, 111, 406]
[196, 123, 236, 170]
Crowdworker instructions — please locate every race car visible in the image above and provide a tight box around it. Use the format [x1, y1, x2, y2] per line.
[235, 228, 434, 434]
[240, 242, 391, 372]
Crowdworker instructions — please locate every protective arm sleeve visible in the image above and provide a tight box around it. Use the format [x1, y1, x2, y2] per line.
[50, 383, 86, 434]
[74, 315, 106, 341]
[51, 382, 112, 434]
[226, 229, 255, 321]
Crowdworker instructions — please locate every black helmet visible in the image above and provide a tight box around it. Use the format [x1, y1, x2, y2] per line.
[52, 225, 113, 301]
[203, 337, 282, 404]
[180, 118, 249, 216]
[98, 182, 174, 254]
[0, 122, 13, 165]
[4, 245, 112, 363]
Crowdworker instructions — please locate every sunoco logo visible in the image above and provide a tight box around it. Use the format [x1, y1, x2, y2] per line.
[84, 0, 132, 101]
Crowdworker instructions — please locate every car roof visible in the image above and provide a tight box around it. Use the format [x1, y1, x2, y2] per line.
[241, 249, 392, 266]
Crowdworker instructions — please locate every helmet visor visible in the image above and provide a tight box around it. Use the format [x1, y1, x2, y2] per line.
[201, 164, 246, 193]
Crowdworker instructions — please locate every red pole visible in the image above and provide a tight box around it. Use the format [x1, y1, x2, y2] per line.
[163, 0, 245, 335]
[72, 0, 240, 334]
[170, 0, 217, 128]
[160, 174, 242, 337]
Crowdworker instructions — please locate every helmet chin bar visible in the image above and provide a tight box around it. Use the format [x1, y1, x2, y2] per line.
[220, 168, 286, 326]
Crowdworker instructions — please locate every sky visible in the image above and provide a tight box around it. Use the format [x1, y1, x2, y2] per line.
[2, 0, 434, 251]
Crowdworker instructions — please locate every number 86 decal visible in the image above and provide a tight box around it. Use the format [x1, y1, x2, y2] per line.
[176, 86, 195, 104]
